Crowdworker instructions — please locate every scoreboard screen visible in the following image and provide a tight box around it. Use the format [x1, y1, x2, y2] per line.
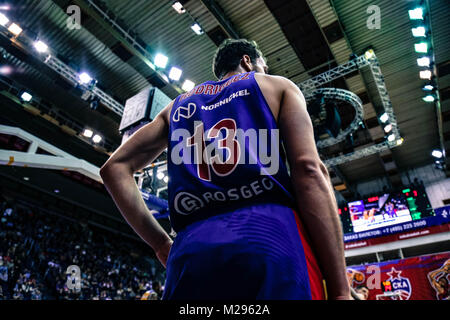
[339, 186, 434, 234]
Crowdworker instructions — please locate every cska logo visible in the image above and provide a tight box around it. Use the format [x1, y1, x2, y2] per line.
[382, 267, 412, 300]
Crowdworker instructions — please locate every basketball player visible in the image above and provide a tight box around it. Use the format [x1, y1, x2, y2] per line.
[100, 39, 350, 300]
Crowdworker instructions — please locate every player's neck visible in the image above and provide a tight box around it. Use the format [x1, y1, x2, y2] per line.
[221, 67, 249, 81]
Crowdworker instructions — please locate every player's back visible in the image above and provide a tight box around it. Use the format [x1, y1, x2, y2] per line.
[167, 71, 294, 232]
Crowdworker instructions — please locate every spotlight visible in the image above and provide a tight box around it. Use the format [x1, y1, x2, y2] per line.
[191, 23, 204, 35]
[78, 72, 92, 84]
[156, 172, 164, 180]
[83, 129, 93, 138]
[408, 8, 424, 20]
[154, 53, 168, 68]
[431, 149, 443, 159]
[92, 134, 102, 143]
[379, 113, 389, 123]
[387, 134, 396, 142]
[422, 95, 435, 102]
[416, 57, 430, 67]
[414, 42, 428, 53]
[20, 91, 32, 102]
[182, 79, 195, 91]
[0, 65, 12, 75]
[0, 13, 9, 26]
[168, 66, 182, 81]
[33, 40, 48, 53]
[364, 49, 375, 60]
[411, 26, 426, 37]
[422, 84, 434, 91]
[384, 124, 392, 133]
[7, 23, 22, 36]
[419, 70, 432, 80]
[172, 2, 186, 14]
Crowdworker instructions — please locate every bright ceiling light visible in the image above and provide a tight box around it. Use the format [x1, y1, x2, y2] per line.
[92, 134, 102, 143]
[411, 26, 426, 37]
[0, 13, 9, 26]
[364, 49, 375, 60]
[20, 92, 32, 102]
[414, 42, 428, 53]
[156, 172, 165, 180]
[169, 66, 182, 81]
[33, 40, 48, 53]
[431, 149, 443, 159]
[396, 138, 404, 146]
[163, 176, 169, 183]
[0, 65, 12, 75]
[172, 1, 186, 14]
[154, 53, 168, 68]
[419, 70, 432, 80]
[422, 95, 435, 102]
[8, 23, 22, 36]
[379, 112, 389, 123]
[182, 79, 195, 92]
[387, 134, 396, 142]
[83, 129, 93, 138]
[384, 124, 392, 133]
[78, 72, 92, 84]
[422, 84, 434, 91]
[408, 8, 424, 20]
[416, 57, 430, 67]
[191, 23, 204, 35]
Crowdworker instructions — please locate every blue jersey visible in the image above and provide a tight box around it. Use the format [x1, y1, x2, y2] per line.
[167, 71, 295, 232]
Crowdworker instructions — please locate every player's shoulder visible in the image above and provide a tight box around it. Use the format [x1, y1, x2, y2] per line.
[254, 73, 301, 93]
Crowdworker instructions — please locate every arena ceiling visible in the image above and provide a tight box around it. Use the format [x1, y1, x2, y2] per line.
[1, 0, 449, 206]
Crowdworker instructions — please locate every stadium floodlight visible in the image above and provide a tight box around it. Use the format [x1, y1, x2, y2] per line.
[7, 22, 22, 36]
[78, 72, 92, 84]
[379, 112, 389, 123]
[169, 66, 182, 81]
[416, 57, 430, 67]
[387, 134, 396, 142]
[384, 124, 392, 133]
[422, 95, 435, 102]
[172, 2, 186, 14]
[154, 53, 168, 68]
[33, 40, 48, 53]
[419, 70, 432, 80]
[157, 172, 165, 180]
[411, 26, 426, 37]
[83, 128, 93, 138]
[182, 79, 195, 91]
[408, 8, 424, 20]
[20, 91, 32, 102]
[92, 134, 102, 143]
[0, 13, 9, 26]
[414, 42, 428, 53]
[431, 149, 443, 159]
[364, 49, 375, 60]
[191, 23, 204, 35]
[422, 84, 434, 91]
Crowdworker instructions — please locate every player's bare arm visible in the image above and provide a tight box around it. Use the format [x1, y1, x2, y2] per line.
[100, 101, 174, 267]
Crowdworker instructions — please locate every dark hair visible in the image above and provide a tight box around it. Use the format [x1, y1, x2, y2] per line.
[212, 38, 264, 80]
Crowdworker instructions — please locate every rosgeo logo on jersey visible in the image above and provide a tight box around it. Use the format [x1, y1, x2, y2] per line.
[170, 118, 280, 179]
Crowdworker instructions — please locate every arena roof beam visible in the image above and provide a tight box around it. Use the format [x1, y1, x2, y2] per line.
[199, 0, 240, 39]
[56, 0, 182, 97]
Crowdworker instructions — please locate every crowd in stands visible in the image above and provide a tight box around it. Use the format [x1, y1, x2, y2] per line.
[0, 196, 165, 300]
